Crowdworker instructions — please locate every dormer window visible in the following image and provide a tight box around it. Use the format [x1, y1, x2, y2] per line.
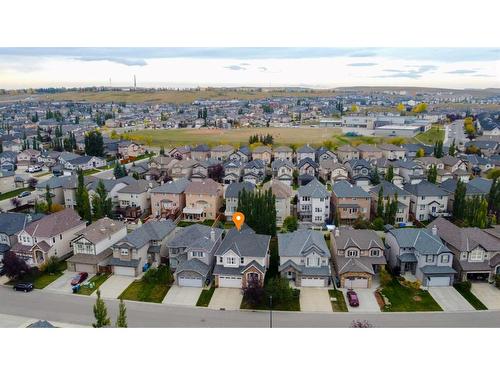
[346, 250, 358, 258]
[469, 248, 484, 262]
[120, 248, 129, 256]
[370, 249, 380, 257]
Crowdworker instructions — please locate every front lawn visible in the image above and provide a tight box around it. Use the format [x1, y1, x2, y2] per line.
[453, 282, 488, 310]
[0, 187, 35, 201]
[196, 286, 216, 307]
[119, 280, 170, 303]
[328, 289, 348, 312]
[240, 289, 300, 311]
[7, 261, 67, 289]
[380, 278, 442, 312]
[77, 273, 111, 296]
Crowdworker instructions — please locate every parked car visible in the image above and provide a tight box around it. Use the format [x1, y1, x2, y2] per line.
[27, 165, 42, 173]
[70, 272, 88, 286]
[18, 191, 31, 198]
[346, 289, 359, 307]
[13, 282, 34, 292]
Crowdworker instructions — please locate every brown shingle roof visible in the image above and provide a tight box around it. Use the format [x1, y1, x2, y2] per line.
[185, 178, 221, 195]
[25, 208, 84, 238]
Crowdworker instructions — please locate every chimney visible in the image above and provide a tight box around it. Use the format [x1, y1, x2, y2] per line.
[431, 225, 437, 236]
[26, 213, 32, 223]
[334, 228, 340, 237]
[210, 228, 216, 241]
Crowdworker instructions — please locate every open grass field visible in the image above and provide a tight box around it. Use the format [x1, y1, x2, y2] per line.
[9, 88, 338, 105]
[123, 127, 413, 148]
[414, 124, 445, 145]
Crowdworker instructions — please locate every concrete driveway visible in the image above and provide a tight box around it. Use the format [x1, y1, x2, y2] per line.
[44, 271, 80, 294]
[343, 288, 381, 312]
[162, 286, 202, 306]
[428, 287, 474, 311]
[94, 275, 133, 299]
[471, 283, 500, 309]
[300, 288, 332, 312]
[208, 288, 242, 310]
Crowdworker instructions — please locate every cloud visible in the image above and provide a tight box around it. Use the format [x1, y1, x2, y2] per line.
[224, 65, 246, 71]
[472, 74, 494, 78]
[75, 56, 147, 66]
[375, 65, 438, 79]
[446, 69, 478, 74]
[347, 62, 378, 67]
[258, 66, 268, 72]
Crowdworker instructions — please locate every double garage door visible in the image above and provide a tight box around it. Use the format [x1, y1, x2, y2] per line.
[75, 263, 95, 274]
[344, 277, 368, 289]
[219, 276, 242, 288]
[301, 277, 325, 287]
[114, 266, 136, 277]
[178, 275, 203, 287]
[427, 276, 450, 287]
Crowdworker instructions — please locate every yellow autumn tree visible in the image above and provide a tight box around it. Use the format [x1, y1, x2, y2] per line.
[412, 103, 428, 113]
[396, 103, 405, 112]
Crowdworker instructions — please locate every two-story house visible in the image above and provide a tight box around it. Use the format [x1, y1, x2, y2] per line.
[242, 159, 266, 185]
[378, 143, 406, 161]
[273, 145, 293, 161]
[223, 160, 243, 185]
[297, 178, 331, 225]
[356, 144, 383, 161]
[67, 217, 127, 274]
[319, 160, 348, 182]
[252, 145, 272, 165]
[271, 159, 295, 186]
[224, 181, 255, 220]
[403, 181, 449, 221]
[263, 179, 294, 226]
[117, 179, 157, 219]
[297, 157, 319, 183]
[211, 145, 234, 161]
[428, 217, 500, 282]
[109, 220, 177, 276]
[385, 227, 456, 287]
[369, 181, 412, 225]
[396, 160, 425, 184]
[10, 208, 86, 267]
[296, 144, 316, 163]
[332, 180, 371, 223]
[183, 178, 223, 221]
[213, 226, 270, 288]
[331, 228, 386, 288]
[118, 141, 145, 159]
[336, 145, 359, 163]
[170, 159, 197, 180]
[167, 224, 224, 287]
[228, 147, 251, 163]
[191, 144, 211, 161]
[278, 230, 331, 287]
[0, 213, 42, 264]
[150, 178, 190, 219]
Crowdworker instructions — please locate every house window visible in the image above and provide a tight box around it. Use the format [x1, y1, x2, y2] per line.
[226, 257, 236, 265]
[347, 250, 358, 257]
[240, 257, 244, 264]
[441, 254, 450, 263]
[121, 249, 129, 256]
[469, 249, 483, 262]
[192, 251, 203, 258]
[426, 255, 434, 262]
[219, 256, 223, 263]
[370, 249, 380, 257]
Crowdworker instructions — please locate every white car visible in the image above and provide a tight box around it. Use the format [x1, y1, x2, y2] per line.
[27, 165, 42, 173]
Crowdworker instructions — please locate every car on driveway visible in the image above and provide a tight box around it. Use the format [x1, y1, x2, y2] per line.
[70, 272, 88, 286]
[347, 289, 359, 307]
[13, 282, 34, 292]
[18, 190, 31, 198]
[27, 165, 42, 173]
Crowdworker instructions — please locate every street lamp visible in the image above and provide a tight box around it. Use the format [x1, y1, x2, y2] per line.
[269, 295, 273, 328]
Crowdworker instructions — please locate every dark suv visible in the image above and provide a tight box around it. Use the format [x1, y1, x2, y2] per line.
[13, 282, 34, 292]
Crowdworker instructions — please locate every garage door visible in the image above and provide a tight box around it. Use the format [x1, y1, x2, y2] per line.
[427, 276, 450, 287]
[75, 263, 95, 274]
[178, 275, 203, 287]
[219, 276, 242, 288]
[344, 277, 368, 289]
[114, 266, 136, 277]
[301, 277, 325, 287]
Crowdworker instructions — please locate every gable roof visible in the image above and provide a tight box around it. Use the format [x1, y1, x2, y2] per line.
[278, 230, 330, 258]
[332, 180, 370, 198]
[224, 181, 255, 198]
[168, 224, 223, 250]
[150, 178, 190, 194]
[403, 181, 448, 197]
[334, 229, 384, 250]
[117, 220, 176, 249]
[74, 217, 125, 244]
[388, 228, 450, 255]
[262, 179, 294, 199]
[298, 177, 330, 198]
[0, 212, 43, 236]
[214, 226, 270, 258]
[24, 208, 84, 238]
[185, 178, 221, 195]
[370, 181, 410, 197]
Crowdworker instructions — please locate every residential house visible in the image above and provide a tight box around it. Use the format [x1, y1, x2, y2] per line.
[315, 147, 337, 163]
[0, 213, 42, 264]
[296, 144, 316, 163]
[168, 224, 224, 286]
[336, 145, 359, 163]
[213, 226, 270, 288]
[224, 181, 255, 220]
[167, 146, 191, 160]
[67, 218, 127, 274]
[223, 160, 243, 185]
[403, 181, 449, 221]
[242, 159, 266, 185]
[332, 180, 371, 223]
[278, 230, 331, 287]
[229, 146, 251, 163]
[118, 141, 145, 159]
[251, 145, 272, 165]
[385, 227, 456, 287]
[356, 144, 383, 161]
[378, 143, 406, 161]
[117, 179, 157, 219]
[211, 144, 234, 161]
[191, 144, 211, 161]
[271, 159, 294, 186]
[10, 208, 86, 267]
[369, 181, 412, 226]
[439, 179, 486, 212]
[319, 160, 348, 182]
[183, 178, 223, 221]
[150, 178, 190, 219]
[148, 156, 177, 175]
[331, 228, 386, 288]
[63, 155, 106, 171]
[396, 160, 425, 184]
[170, 159, 197, 180]
[297, 178, 331, 225]
[428, 217, 500, 282]
[273, 145, 293, 161]
[109, 220, 177, 276]
[263, 179, 294, 226]
[17, 149, 41, 166]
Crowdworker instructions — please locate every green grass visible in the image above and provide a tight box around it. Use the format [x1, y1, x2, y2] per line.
[119, 280, 170, 303]
[328, 289, 348, 312]
[453, 282, 488, 310]
[77, 273, 111, 296]
[7, 261, 67, 289]
[240, 289, 300, 311]
[415, 124, 445, 145]
[0, 187, 34, 201]
[196, 286, 216, 307]
[380, 278, 442, 312]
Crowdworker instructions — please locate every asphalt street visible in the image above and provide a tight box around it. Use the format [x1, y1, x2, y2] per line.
[1, 286, 499, 328]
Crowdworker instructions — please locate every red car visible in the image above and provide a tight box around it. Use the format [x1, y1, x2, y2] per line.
[346, 289, 359, 307]
[70, 272, 88, 286]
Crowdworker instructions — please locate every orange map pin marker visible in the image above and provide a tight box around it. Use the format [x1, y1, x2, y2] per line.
[233, 212, 245, 231]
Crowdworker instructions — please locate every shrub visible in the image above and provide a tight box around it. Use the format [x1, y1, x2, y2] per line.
[379, 267, 392, 288]
[39, 256, 59, 274]
[371, 217, 385, 231]
[400, 278, 421, 290]
[142, 266, 173, 285]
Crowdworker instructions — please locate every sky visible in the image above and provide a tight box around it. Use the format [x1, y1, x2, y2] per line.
[0, 48, 499, 90]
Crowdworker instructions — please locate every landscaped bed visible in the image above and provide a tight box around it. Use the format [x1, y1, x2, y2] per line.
[7, 261, 67, 289]
[328, 289, 348, 312]
[453, 282, 488, 310]
[196, 286, 216, 307]
[77, 273, 111, 296]
[380, 278, 442, 312]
